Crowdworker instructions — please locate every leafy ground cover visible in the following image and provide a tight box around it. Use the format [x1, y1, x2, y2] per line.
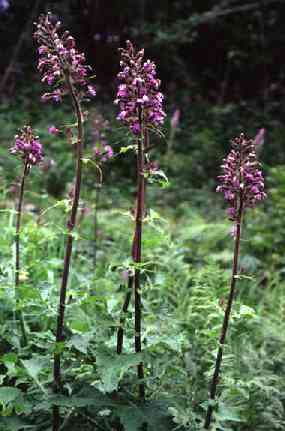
[0, 138, 285, 429]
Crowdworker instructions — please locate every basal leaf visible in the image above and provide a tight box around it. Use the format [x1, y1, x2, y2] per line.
[0, 387, 22, 405]
[216, 402, 243, 423]
[96, 347, 143, 393]
[70, 332, 93, 354]
[0, 417, 35, 431]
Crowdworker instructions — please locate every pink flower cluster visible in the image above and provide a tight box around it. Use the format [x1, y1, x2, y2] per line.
[48, 125, 60, 135]
[115, 40, 166, 135]
[94, 144, 113, 162]
[10, 126, 43, 166]
[217, 133, 266, 220]
[34, 13, 96, 103]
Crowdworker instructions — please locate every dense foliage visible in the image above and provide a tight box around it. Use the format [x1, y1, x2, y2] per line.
[0, 2, 285, 431]
[1, 156, 285, 430]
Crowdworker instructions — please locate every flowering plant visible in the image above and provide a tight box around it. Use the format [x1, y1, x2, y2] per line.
[115, 40, 166, 400]
[217, 133, 266, 221]
[205, 132, 266, 429]
[34, 12, 96, 103]
[10, 126, 43, 347]
[34, 12, 96, 431]
[10, 126, 43, 167]
[115, 40, 165, 135]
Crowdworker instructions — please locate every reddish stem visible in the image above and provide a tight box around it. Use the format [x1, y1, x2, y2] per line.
[204, 198, 244, 429]
[133, 123, 147, 400]
[15, 160, 29, 346]
[115, 118, 148, 401]
[52, 74, 84, 431]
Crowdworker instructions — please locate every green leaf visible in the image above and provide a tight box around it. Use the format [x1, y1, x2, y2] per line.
[21, 356, 48, 394]
[216, 402, 243, 423]
[2, 353, 18, 376]
[34, 388, 116, 411]
[147, 169, 169, 187]
[70, 333, 93, 354]
[120, 145, 136, 154]
[21, 357, 46, 381]
[67, 306, 91, 333]
[0, 387, 22, 405]
[116, 400, 172, 431]
[96, 347, 143, 393]
[0, 417, 35, 431]
[118, 405, 146, 431]
[239, 304, 256, 319]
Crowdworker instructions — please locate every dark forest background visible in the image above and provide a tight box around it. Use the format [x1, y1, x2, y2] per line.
[0, 0, 285, 190]
[1, 0, 285, 97]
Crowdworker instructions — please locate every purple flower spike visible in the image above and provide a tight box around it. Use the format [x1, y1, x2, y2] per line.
[48, 125, 60, 135]
[10, 126, 43, 167]
[115, 40, 166, 135]
[217, 133, 266, 220]
[34, 13, 96, 102]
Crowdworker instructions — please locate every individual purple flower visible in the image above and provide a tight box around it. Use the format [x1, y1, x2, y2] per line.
[34, 13, 96, 102]
[230, 225, 237, 238]
[10, 126, 43, 167]
[48, 125, 60, 135]
[41, 89, 62, 103]
[101, 145, 113, 161]
[87, 85, 96, 97]
[114, 40, 166, 135]
[94, 144, 113, 162]
[0, 0, 9, 12]
[216, 133, 266, 221]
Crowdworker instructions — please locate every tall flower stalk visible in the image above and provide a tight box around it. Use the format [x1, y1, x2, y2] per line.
[204, 133, 266, 429]
[10, 126, 43, 346]
[34, 13, 95, 431]
[114, 40, 165, 399]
